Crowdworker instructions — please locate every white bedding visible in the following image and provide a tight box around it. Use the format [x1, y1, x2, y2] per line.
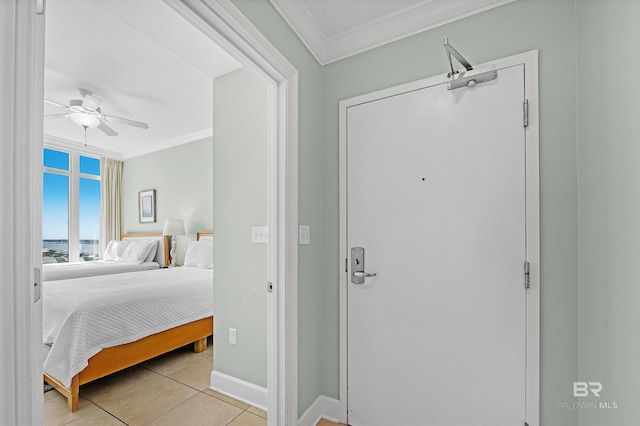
[43, 260, 160, 281]
[43, 267, 213, 387]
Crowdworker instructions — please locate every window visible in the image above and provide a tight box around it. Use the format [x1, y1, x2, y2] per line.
[43, 148, 101, 263]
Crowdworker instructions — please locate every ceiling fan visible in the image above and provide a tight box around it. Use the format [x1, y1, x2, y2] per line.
[45, 89, 149, 136]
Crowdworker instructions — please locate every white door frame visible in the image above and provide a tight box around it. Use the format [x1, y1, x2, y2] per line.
[338, 50, 540, 426]
[0, 1, 45, 424]
[2, 0, 299, 425]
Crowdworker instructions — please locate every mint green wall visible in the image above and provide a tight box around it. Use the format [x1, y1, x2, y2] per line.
[577, 1, 640, 424]
[123, 137, 213, 265]
[211, 68, 268, 387]
[233, 0, 580, 422]
[230, 0, 325, 416]
[322, 1, 578, 424]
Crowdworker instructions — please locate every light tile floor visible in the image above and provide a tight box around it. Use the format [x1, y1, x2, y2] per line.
[316, 420, 344, 426]
[44, 337, 267, 426]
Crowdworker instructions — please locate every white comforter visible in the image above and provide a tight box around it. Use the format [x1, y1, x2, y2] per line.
[43, 267, 213, 387]
[43, 260, 160, 281]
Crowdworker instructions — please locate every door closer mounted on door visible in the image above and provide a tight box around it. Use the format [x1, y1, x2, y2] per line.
[444, 38, 497, 90]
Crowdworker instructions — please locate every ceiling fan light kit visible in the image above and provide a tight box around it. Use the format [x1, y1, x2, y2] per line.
[45, 88, 149, 139]
[69, 112, 100, 128]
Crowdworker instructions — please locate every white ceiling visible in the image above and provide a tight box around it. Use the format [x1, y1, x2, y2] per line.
[269, 0, 516, 64]
[44, 0, 243, 160]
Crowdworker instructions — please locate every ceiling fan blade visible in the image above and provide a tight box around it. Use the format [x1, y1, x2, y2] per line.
[45, 113, 69, 119]
[103, 115, 149, 130]
[98, 120, 118, 136]
[82, 94, 102, 112]
[44, 99, 70, 109]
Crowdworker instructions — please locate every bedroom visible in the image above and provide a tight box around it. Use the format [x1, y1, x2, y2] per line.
[3, 0, 640, 426]
[40, 0, 271, 424]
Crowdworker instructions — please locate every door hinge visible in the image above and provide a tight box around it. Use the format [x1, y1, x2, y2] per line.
[524, 261, 530, 289]
[523, 99, 529, 128]
[267, 282, 273, 293]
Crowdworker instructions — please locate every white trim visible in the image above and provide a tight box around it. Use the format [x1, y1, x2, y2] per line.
[163, 1, 299, 425]
[121, 128, 213, 159]
[0, 1, 44, 425]
[297, 395, 341, 426]
[270, 0, 515, 65]
[210, 371, 268, 411]
[45, 128, 217, 161]
[339, 50, 540, 425]
[45, 135, 124, 161]
[524, 50, 541, 426]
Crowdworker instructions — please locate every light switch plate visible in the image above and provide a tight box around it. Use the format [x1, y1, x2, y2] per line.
[252, 226, 269, 243]
[299, 225, 310, 245]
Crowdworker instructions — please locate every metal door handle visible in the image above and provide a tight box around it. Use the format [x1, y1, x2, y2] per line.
[353, 272, 377, 278]
[351, 247, 377, 284]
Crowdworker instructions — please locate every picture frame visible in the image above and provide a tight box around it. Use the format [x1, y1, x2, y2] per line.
[138, 189, 156, 223]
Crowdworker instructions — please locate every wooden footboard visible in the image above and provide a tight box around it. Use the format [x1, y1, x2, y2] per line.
[44, 316, 213, 412]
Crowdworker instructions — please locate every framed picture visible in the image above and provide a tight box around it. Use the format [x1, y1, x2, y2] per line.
[138, 189, 156, 223]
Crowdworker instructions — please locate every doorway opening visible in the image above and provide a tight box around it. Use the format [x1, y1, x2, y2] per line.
[5, 1, 299, 425]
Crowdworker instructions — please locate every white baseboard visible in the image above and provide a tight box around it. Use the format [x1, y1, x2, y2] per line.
[209, 370, 268, 411]
[298, 395, 342, 426]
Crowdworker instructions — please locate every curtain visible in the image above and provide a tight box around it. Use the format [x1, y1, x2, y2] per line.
[100, 158, 124, 255]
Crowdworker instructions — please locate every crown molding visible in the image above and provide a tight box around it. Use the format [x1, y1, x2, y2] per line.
[270, 0, 515, 65]
[44, 128, 214, 161]
[121, 128, 213, 159]
[44, 134, 124, 160]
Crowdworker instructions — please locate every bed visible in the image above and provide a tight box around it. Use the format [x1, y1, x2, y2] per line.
[43, 233, 170, 281]
[43, 232, 214, 412]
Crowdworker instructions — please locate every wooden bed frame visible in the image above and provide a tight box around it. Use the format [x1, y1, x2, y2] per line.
[44, 317, 213, 412]
[44, 232, 214, 412]
[196, 231, 213, 240]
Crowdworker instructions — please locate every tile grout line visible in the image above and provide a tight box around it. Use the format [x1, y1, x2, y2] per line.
[140, 392, 202, 426]
[98, 406, 129, 426]
[48, 345, 218, 426]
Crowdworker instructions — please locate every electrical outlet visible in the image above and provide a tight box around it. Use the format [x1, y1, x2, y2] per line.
[229, 328, 237, 345]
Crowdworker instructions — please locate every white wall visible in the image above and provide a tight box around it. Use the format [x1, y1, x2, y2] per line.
[123, 137, 213, 265]
[211, 68, 269, 388]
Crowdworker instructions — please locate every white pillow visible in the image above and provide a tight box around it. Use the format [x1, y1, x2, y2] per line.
[143, 240, 159, 263]
[119, 240, 156, 264]
[116, 240, 131, 258]
[183, 241, 213, 269]
[103, 240, 130, 261]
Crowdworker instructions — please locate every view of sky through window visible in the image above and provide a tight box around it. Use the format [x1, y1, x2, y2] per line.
[43, 148, 101, 262]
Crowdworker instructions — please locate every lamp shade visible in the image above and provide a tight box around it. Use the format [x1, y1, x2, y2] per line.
[162, 219, 185, 236]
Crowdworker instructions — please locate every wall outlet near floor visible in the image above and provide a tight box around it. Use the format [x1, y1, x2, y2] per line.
[252, 226, 268, 243]
[229, 328, 237, 345]
[299, 225, 311, 245]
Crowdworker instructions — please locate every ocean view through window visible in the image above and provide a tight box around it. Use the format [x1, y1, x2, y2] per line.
[43, 148, 101, 263]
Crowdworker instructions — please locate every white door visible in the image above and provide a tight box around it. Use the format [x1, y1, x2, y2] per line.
[345, 63, 531, 426]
